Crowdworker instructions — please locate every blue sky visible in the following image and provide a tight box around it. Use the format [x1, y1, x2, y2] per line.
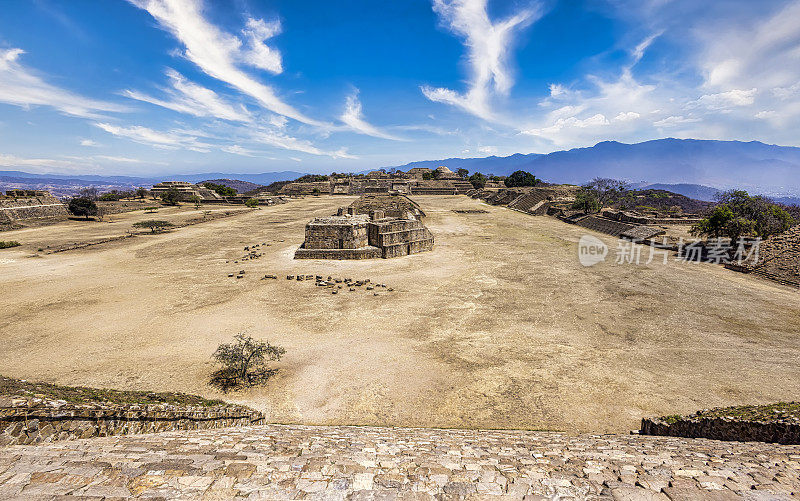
[1, 0, 799, 175]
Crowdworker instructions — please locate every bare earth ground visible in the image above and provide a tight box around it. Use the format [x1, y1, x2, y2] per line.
[0, 195, 798, 433]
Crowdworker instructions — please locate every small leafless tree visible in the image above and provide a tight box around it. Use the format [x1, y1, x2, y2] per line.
[209, 334, 285, 392]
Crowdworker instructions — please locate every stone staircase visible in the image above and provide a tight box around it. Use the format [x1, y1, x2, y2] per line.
[507, 192, 551, 215]
[572, 215, 639, 237]
[1, 424, 797, 499]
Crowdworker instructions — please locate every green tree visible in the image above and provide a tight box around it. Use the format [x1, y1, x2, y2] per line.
[160, 187, 182, 206]
[245, 198, 259, 208]
[133, 220, 174, 234]
[583, 178, 630, 207]
[135, 187, 149, 199]
[504, 170, 540, 187]
[457, 168, 469, 179]
[691, 190, 795, 240]
[68, 197, 98, 220]
[202, 182, 237, 197]
[209, 333, 285, 392]
[189, 195, 201, 209]
[571, 190, 602, 214]
[468, 172, 487, 189]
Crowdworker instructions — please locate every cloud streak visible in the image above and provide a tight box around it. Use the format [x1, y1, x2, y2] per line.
[123, 69, 251, 122]
[340, 91, 404, 141]
[0, 48, 125, 119]
[422, 0, 540, 121]
[129, 0, 325, 126]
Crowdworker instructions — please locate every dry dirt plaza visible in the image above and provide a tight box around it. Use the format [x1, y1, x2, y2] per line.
[1, 195, 799, 434]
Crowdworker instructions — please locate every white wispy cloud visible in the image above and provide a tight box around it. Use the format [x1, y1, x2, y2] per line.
[129, 0, 324, 126]
[653, 115, 700, 127]
[340, 91, 404, 140]
[240, 18, 283, 73]
[94, 122, 212, 152]
[686, 88, 757, 111]
[250, 128, 357, 159]
[0, 48, 125, 119]
[93, 155, 167, 164]
[123, 68, 251, 122]
[80, 139, 101, 147]
[421, 0, 540, 121]
[0, 153, 90, 171]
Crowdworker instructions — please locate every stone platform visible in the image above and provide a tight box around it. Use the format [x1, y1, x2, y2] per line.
[1, 425, 799, 499]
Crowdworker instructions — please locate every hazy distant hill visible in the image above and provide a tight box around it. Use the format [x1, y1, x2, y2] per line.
[201, 178, 263, 194]
[638, 183, 722, 202]
[0, 170, 305, 197]
[387, 139, 800, 196]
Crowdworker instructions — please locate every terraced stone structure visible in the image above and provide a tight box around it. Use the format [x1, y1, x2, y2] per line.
[295, 195, 434, 259]
[0, 190, 68, 224]
[294, 214, 382, 260]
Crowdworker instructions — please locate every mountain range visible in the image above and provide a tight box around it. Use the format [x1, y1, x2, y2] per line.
[1, 139, 798, 200]
[385, 139, 800, 197]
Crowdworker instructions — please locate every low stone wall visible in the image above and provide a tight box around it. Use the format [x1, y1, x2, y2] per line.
[294, 246, 382, 259]
[0, 396, 263, 446]
[640, 416, 800, 444]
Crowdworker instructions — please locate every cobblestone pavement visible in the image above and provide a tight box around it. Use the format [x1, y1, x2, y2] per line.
[0, 424, 798, 500]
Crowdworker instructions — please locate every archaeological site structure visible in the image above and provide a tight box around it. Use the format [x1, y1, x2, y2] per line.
[295, 194, 435, 259]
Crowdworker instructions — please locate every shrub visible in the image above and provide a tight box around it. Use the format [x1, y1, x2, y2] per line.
[469, 172, 487, 189]
[245, 198, 259, 208]
[691, 190, 796, 241]
[68, 197, 98, 220]
[0, 241, 21, 249]
[143, 206, 159, 213]
[209, 334, 285, 392]
[571, 190, 601, 213]
[202, 182, 237, 197]
[132, 220, 174, 234]
[160, 187, 181, 206]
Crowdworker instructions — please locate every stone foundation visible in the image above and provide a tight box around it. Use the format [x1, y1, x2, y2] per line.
[0, 194, 68, 223]
[640, 416, 800, 444]
[294, 246, 382, 260]
[0, 396, 263, 446]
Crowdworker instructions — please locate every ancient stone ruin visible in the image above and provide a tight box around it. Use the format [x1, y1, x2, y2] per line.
[295, 195, 434, 259]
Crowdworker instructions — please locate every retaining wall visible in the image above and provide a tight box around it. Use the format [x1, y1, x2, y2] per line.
[0, 196, 68, 223]
[640, 417, 800, 445]
[0, 396, 263, 446]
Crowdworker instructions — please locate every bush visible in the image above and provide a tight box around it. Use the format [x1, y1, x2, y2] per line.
[245, 198, 259, 208]
[209, 334, 285, 392]
[691, 190, 795, 241]
[160, 187, 181, 206]
[99, 192, 122, 201]
[203, 182, 237, 197]
[0, 241, 21, 249]
[132, 220, 174, 233]
[68, 197, 98, 220]
[571, 190, 601, 213]
[504, 170, 540, 187]
[469, 172, 487, 189]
